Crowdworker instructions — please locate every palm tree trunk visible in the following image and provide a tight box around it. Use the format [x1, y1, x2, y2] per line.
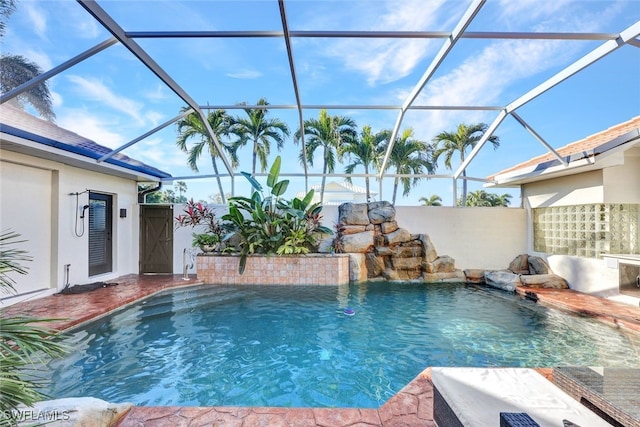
[320, 146, 329, 205]
[252, 141, 258, 176]
[392, 177, 399, 205]
[364, 165, 370, 202]
[211, 156, 225, 204]
[460, 152, 467, 207]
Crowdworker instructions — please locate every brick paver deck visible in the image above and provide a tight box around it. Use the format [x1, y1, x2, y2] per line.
[2, 275, 638, 426]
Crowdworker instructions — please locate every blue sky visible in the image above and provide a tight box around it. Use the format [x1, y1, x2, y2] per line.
[3, 0, 639, 206]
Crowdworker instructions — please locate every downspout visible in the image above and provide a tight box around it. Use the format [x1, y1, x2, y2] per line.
[138, 182, 162, 203]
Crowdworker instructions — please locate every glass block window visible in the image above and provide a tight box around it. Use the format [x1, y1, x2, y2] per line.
[533, 204, 639, 258]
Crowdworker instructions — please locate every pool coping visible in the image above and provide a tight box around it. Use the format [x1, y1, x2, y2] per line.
[2, 275, 639, 426]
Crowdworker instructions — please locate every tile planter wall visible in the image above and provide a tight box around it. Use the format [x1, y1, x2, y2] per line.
[197, 254, 350, 285]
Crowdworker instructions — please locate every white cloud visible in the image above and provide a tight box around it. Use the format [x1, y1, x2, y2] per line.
[23, 48, 53, 71]
[227, 69, 262, 79]
[57, 109, 125, 149]
[144, 84, 171, 102]
[145, 111, 166, 128]
[23, 2, 47, 39]
[66, 75, 146, 126]
[317, 0, 459, 85]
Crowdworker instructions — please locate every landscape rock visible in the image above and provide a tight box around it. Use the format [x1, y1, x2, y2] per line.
[341, 231, 374, 253]
[368, 201, 395, 224]
[528, 256, 552, 275]
[390, 245, 421, 258]
[341, 225, 367, 235]
[508, 254, 530, 275]
[17, 397, 132, 427]
[348, 253, 368, 283]
[339, 203, 369, 225]
[464, 269, 485, 284]
[484, 270, 521, 292]
[519, 273, 569, 289]
[316, 235, 334, 253]
[385, 228, 412, 245]
[416, 234, 438, 263]
[365, 253, 385, 278]
[391, 256, 422, 270]
[382, 267, 400, 280]
[432, 256, 456, 273]
[380, 220, 399, 234]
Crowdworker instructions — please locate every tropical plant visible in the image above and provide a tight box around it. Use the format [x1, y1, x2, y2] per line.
[192, 232, 220, 251]
[175, 199, 225, 251]
[432, 123, 499, 207]
[342, 125, 386, 202]
[382, 128, 434, 205]
[176, 108, 235, 204]
[463, 190, 512, 207]
[230, 98, 290, 176]
[222, 156, 332, 274]
[419, 195, 442, 206]
[0, 230, 67, 414]
[295, 109, 357, 204]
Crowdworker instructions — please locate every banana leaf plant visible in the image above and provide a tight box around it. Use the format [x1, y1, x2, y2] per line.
[222, 156, 332, 273]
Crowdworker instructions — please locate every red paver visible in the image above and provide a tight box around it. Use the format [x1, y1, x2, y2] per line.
[2, 275, 638, 426]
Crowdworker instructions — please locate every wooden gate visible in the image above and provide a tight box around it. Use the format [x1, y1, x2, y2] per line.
[140, 205, 173, 274]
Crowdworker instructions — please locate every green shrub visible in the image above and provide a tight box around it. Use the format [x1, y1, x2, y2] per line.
[222, 156, 332, 273]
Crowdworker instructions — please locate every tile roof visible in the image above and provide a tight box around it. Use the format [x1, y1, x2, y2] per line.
[0, 104, 171, 180]
[488, 116, 640, 181]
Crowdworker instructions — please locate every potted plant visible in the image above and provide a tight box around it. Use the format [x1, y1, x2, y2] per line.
[192, 232, 220, 253]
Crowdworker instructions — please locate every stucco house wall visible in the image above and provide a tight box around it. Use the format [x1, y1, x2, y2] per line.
[495, 118, 640, 297]
[1, 149, 141, 305]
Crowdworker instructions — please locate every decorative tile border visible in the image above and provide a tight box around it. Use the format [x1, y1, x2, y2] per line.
[196, 254, 350, 285]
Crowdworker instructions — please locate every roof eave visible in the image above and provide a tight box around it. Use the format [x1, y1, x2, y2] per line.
[1, 131, 170, 182]
[486, 129, 640, 188]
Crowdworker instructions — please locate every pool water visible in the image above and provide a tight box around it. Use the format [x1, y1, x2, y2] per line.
[41, 282, 640, 408]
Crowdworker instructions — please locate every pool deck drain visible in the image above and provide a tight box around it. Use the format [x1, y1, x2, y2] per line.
[2, 275, 638, 426]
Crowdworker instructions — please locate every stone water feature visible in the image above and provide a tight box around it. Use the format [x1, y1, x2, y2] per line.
[332, 201, 465, 283]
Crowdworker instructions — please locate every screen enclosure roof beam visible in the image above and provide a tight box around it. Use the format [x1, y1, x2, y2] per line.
[76, 0, 234, 177]
[453, 20, 640, 180]
[378, 0, 486, 179]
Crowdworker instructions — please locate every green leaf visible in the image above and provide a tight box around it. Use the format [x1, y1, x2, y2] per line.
[241, 171, 262, 192]
[301, 189, 314, 207]
[271, 179, 289, 196]
[267, 155, 281, 188]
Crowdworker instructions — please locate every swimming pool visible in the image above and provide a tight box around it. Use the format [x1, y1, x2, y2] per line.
[40, 282, 640, 408]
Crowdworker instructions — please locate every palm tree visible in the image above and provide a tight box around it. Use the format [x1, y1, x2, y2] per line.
[432, 123, 499, 207]
[0, 1, 55, 121]
[176, 108, 234, 204]
[419, 195, 442, 206]
[383, 128, 434, 205]
[488, 192, 512, 207]
[230, 98, 290, 176]
[342, 125, 385, 202]
[463, 190, 512, 207]
[295, 109, 357, 204]
[174, 180, 187, 203]
[0, 0, 17, 37]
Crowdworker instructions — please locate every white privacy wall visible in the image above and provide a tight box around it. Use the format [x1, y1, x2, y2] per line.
[173, 204, 527, 274]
